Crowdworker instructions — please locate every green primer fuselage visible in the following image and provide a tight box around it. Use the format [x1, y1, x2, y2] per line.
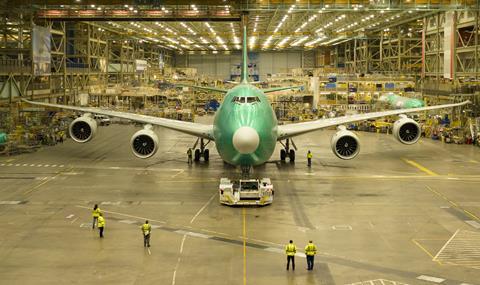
[213, 83, 278, 166]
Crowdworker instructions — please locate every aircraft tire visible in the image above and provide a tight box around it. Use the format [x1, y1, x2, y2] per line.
[289, 149, 295, 162]
[280, 149, 286, 161]
[204, 149, 210, 161]
[194, 149, 201, 161]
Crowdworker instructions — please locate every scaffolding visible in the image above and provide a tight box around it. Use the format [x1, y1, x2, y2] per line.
[0, 12, 173, 106]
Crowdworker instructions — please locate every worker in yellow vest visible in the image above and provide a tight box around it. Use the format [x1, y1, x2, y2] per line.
[92, 204, 101, 229]
[307, 150, 313, 167]
[305, 240, 317, 270]
[285, 240, 297, 270]
[97, 212, 105, 238]
[141, 220, 152, 247]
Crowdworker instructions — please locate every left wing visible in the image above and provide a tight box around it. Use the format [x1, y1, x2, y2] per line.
[262, 86, 303, 93]
[277, 101, 471, 140]
[21, 99, 214, 140]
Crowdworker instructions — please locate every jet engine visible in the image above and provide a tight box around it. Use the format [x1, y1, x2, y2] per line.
[393, 115, 421, 145]
[69, 114, 97, 143]
[130, 125, 159, 159]
[330, 126, 360, 160]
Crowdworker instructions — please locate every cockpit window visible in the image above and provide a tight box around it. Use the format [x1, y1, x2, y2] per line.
[247, 97, 260, 103]
[232, 96, 243, 103]
[232, 96, 260, 104]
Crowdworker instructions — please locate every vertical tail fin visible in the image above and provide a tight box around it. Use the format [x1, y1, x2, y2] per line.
[241, 25, 248, 83]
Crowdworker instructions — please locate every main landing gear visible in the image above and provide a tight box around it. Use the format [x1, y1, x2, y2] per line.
[279, 138, 297, 163]
[192, 138, 211, 162]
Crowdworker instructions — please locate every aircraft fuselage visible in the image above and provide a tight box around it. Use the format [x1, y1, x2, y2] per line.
[213, 83, 278, 166]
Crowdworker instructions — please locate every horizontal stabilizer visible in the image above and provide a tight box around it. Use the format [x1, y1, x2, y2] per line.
[176, 84, 228, 93]
[262, 86, 303, 93]
[226, 80, 263, 85]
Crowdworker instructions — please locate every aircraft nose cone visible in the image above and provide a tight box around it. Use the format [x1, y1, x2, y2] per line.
[232, 126, 260, 154]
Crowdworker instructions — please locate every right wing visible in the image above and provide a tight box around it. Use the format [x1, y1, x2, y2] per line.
[277, 100, 471, 140]
[176, 84, 228, 93]
[21, 99, 214, 140]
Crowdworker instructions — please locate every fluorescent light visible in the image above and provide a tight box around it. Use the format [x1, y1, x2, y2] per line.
[291, 36, 309, 46]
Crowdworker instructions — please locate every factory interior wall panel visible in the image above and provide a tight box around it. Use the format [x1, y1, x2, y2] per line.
[216, 55, 232, 80]
[181, 52, 302, 80]
[258, 52, 274, 79]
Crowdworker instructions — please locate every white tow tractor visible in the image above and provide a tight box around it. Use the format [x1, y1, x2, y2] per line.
[219, 178, 274, 206]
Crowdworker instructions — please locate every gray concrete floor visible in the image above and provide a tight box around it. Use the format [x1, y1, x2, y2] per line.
[0, 118, 479, 285]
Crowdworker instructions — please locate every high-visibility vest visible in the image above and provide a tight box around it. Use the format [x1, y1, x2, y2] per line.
[92, 208, 101, 217]
[285, 244, 296, 256]
[307, 153, 313, 159]
[142, 224, 151, 235]
[305, 243, 317, 256]
[98, 216, 105, 227]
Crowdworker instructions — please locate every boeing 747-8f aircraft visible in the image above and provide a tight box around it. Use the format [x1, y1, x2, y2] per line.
[23, 27, 470, 170]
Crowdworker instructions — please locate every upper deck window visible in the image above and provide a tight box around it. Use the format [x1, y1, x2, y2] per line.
[232, 96, 260, 104]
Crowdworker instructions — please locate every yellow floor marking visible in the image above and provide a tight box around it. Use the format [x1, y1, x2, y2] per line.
[412, 239, 442, 265]
[463, 210, 480, 221]
[469, 159, 479, 164]
[426, 186, 480, 222]
[242, 208, 247, 285]
[402, 158, 438, 176]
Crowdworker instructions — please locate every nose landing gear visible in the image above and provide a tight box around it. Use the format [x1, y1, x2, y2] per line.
[280, 138, 296, 163]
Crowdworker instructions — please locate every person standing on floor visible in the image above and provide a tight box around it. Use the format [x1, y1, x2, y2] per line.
[92, 204, 101, 229]
[285, 240, 297, 271]
[141, 220, 152, 247]
[305, 240, 317, 270]
[307, 150, 313, 167]
[97, 212, 105, 238]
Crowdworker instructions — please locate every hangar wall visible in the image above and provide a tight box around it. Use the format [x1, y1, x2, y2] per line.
[175, 51, 313, 80]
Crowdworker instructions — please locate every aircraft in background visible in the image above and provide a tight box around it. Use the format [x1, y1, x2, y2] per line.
[22, 27, 470, 175]
[378, 93, 425, 109]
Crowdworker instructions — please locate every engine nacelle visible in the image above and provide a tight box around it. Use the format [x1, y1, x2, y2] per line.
[393, 116, 421, 145]
[130, 125, 159, 159]
[330, 126, 360, 160]
[69, 114, 97, 143]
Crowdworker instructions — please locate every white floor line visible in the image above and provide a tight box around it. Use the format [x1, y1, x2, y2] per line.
[171, 234, 187, 285]
[75, 205, 167, 224]
[416, 275, 445, 283]
[189, 192, 216, 224]
[170, 169, 184, 178]
[434, 229, 460, 260]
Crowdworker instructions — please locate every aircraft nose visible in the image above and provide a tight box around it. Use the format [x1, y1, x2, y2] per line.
[232, 126, 260, 154]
